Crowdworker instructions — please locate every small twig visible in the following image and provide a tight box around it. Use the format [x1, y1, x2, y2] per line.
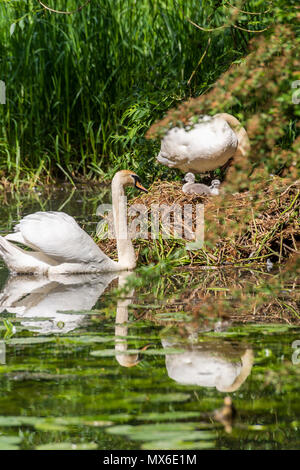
[291, 233, 298, 252]
[187, 37, 211, 86]
[186, 7, 271, 35]
[279, 231, 283, 263]
[224, 1, 272, 15]
[280, 190, 299, 216]
[37, 0, 91, 15]
[186, 17, 226, 32]
[282, 243, 296, 253]
[279, 301, 300, 320]
[232, 23, 270, 33]
[279, 180, 300, 198]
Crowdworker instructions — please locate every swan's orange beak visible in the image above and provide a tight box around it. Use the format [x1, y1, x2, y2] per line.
[135, 180, 148, 193]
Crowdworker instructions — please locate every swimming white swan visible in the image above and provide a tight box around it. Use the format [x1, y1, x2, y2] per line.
[182, 173, 220, 195]
[157, 113, 250, 173]
[0, 170, 147, 275]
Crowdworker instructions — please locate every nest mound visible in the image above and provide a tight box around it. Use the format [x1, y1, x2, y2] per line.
[99, 177, 299, 266]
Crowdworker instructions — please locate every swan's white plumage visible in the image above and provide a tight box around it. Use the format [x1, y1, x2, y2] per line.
[7, 212, 111, 264]
[157, 115, 238, 173]
[2, 211, 117, 273]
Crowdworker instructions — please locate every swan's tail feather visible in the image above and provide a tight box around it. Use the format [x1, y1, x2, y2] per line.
[0, 236, 19, 270]
[0, 237, 11, 255]
[0, 236, 50, 274]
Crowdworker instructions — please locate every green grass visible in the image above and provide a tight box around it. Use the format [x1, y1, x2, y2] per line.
[0, 0, 271, 183]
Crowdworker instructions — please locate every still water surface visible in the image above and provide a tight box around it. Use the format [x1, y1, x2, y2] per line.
[0, 186, 299, 450]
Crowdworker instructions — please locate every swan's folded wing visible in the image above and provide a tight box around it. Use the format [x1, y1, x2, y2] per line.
[7, 212, 111, 265]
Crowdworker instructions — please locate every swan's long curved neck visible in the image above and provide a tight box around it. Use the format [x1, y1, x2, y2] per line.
[112, 175, 136, 270]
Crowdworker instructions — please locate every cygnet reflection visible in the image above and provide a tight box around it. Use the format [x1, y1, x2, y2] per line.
[0, 272, 118, 334]
[162, 336, 253, 392]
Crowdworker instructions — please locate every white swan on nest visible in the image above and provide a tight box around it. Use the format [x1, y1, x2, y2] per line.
[157, 113, 250, 173]
[0, 170, 147, 275]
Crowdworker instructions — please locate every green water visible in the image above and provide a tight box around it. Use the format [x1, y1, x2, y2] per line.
[0, 188, 299, 450]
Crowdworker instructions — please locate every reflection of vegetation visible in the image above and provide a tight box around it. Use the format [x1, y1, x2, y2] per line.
[111, 263, 299, 325]
[2, 319, 15, 340]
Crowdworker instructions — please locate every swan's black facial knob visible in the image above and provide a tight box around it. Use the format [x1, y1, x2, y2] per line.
[131, 174, 148, 193]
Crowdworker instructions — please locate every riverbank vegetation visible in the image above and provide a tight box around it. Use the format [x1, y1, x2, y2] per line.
[1, 0, 297, 185]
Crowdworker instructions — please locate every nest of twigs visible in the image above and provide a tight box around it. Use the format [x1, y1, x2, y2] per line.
[98, 176, 299, 266]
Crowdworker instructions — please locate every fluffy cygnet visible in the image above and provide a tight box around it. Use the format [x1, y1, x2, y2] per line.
[182, 173, 220, 195]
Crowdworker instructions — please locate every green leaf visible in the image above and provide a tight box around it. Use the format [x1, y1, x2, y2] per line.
[9, 23, 16, 36]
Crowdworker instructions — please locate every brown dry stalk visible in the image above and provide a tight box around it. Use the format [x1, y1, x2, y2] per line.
[186, 16, 270, 34]
[224, 1, 272, 15]
[37, 0, 91, 15]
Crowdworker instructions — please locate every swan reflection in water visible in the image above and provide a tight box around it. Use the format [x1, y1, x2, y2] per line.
[161, 336, 254, 393]
[0, 272, 118, 334]
[0, 272, 253, 391]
